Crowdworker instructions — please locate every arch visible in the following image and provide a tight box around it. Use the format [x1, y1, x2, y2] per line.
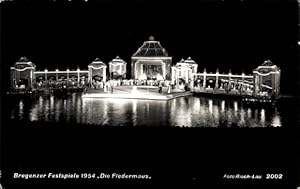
[16, 79, 28, 88]
[178, 78, 186, 85]
[206, 77, 216, 89]
[110, 71, 124, 80]
[58, 75, 67, 80]
[36, 76, 45, 82]
[92, 75, 103, 81]
[69, 74, 78, 80]
[47, 75, 56, 81]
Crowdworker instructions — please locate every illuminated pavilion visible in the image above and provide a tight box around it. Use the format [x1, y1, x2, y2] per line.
[131, 36, 172, 80]
[108, 56, 127, 79]
[253, 60, 281, 98]
[171, 57, 198, 85]
[88, 58, 107, 83]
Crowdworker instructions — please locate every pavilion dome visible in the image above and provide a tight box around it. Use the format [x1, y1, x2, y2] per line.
[174, 57, 197, 68]
[132, 36, 169, 57]
[14, 56, 35, 68]
[18, 56, 30, 63]
[89, 57, 106, 68]
[254, 60, 280, 74]
[109, 56, 127, 64]
[261, 60, 275, 67]
[184, 57, 197, 64]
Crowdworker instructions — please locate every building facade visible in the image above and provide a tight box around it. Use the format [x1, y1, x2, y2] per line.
[9, 38, 281, 99]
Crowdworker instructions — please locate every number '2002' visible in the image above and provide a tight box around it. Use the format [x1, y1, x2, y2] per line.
[266, 174, 283, 179]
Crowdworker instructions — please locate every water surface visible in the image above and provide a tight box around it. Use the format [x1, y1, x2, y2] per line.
[8, 94, 285, 127]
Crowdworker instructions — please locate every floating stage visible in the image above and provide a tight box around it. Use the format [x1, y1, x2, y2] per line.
[81, 86, 193, 100]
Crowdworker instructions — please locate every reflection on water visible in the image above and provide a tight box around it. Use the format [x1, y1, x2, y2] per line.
[9, 94, 284, 127]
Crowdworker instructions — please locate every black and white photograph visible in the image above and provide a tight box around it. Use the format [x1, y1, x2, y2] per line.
[1, 0, 299, 188]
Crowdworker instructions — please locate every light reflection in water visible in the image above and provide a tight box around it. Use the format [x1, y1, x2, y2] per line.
[18, 100, 24, 119]
[239, 108, 245, 126]
[247, 108, 251, 117]
[44, 98, 49, 122]
[221, 100, 225, 112]
[132, 100, 137, 126]
[208, 100, 213, 114]
[234, 101, 238, 117]
[55, 99, 61, 122]
[11, 95, 284, 127]
[260, 109, 266, 127]
[271, 108, 282, 127]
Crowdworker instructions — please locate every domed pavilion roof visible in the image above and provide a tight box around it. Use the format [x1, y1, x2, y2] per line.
[174, 57, 197, 68]
[13, 56, 35, 69]
[88, 57, 106, 68]
[254, 60, 280, 74]
[132, 36, 169, 57]
[109, 56, 127, 65]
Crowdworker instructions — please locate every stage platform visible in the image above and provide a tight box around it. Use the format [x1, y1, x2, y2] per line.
[81, 86, 193, 100]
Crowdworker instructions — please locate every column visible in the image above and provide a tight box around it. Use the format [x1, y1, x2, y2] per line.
[271, 74, 276, 96]
[10, 68, 15, 89]
[134, 63, 138, 80]
[67, 69, 70, 80]
[233, 79, 237, 90]
[30, 69, 33, 89]
[215, 69, 219, 89]
[185, 68, 189, 82]
[141, 64, 143, 79]
[45, 69, 48, 81]
[171, 67, 175, 83]
[176, 68, 179, 88]
[109, 64, 112, 79]
[88, 68, 92, 84]
[103, 66, 106, 82]
[203, 69, 207, 89]
[162, 62, 165, 80]
[124, 64, 126, 76]
[253, 74, 258, 96]
[228, 70, 232, 91]
[242, 73, 245, 93]
[77, 68, 80, 87]
[56, 69, 59, 81]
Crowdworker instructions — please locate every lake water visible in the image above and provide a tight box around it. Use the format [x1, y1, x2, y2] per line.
[7, 93, 291, 127]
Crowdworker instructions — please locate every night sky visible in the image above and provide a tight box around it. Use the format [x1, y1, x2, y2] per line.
[1, 0, 298, 94]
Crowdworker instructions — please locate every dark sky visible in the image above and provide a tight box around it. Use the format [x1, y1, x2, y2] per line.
[1, 0, 298, 94]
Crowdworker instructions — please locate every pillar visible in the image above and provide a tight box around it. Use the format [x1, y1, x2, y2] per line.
[103, 67, 106, 82]
[215, 69, 219, 89]
[67, 69, 70, 80]
[30, 69, 33, 89]
[176, 68, 179, 88]
[45, 69, 48, 81]
[203, 69, 207, 89]
[10, 68, 15, 89]
[228, 69, 232, 90]
[171, 67, 175, 83]
[162, 62, 165, 80]
[134, 62, 138, 80]
[77, 68, 80, 86]
[88, 67, 92, 84]
[141, 64, 144, 79]
[56, 69, 59, 81]
[242, 73, 245, 92]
